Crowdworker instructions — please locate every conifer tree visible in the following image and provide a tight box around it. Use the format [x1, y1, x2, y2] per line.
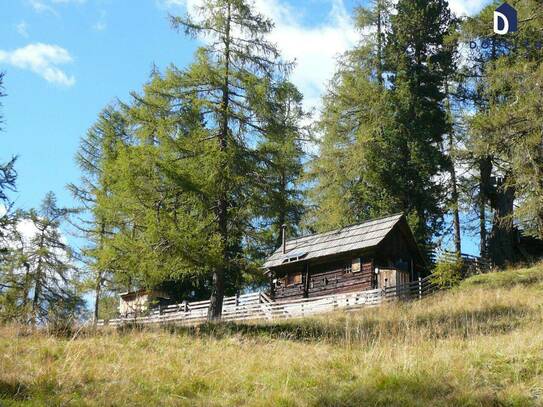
[100, 71, 224, 299]
[0, 72, 18, 269]
[69, 107, 129, 323]
[170, 0, 289, 318]
[465, 0, 543, 264]
[0, 72, 16, 204]
[383, 0, 454, 250]
[20, 193, 82, 325]
[453, 1, 543, 265]
[251, 80, 306, 255]
[309, 2, 393, 232]
[312, 0, 454, 258]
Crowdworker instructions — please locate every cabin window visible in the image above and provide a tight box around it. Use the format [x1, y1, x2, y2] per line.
[352, 257, 361, 273]
[344, 262, 352, 274]
[286, 272, 302, 286]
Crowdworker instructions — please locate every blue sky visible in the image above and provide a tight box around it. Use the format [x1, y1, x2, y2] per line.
[2, 0, 491, 255]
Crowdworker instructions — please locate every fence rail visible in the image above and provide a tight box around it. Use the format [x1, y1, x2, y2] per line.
[439, 251, 491, 274]
[97, 276, 437, 327]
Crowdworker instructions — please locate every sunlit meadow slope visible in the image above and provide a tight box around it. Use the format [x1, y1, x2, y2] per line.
[2, 264, 543, 406]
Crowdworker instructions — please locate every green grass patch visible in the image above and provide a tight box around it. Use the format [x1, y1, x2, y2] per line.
[461, 262, 543, 289]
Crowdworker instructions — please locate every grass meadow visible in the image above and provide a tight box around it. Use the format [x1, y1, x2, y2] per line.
[2, 264, 543, 406]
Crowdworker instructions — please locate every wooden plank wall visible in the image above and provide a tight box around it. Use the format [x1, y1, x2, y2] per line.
[307, 261, 373, 298]
[274, 260, 375, 300]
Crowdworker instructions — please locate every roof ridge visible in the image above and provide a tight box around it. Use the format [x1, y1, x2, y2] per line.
[284, 223, 399, 254]
[284, 213, 404, 244]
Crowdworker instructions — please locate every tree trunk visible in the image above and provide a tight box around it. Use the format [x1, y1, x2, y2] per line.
[208, 1, 231, 321]
[451, 166, 461, 256]
[488, 177, 516, 267]
[479, 191, 487, 258]
[93, 272, 102, 325]
[31, 232, 45, 325]
[480, 157, 516, 266]
[478, 157, 492, 259]
[376, 0, 383, 86]
[31, 266, 42, 326]
[274, 168, 287, 250]
[445, 81, 461, 256]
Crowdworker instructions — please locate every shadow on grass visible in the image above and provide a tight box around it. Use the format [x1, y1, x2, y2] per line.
[153, 303, 533, 344]
[0, 380, 29, 401]
[311, 372, 536, 407]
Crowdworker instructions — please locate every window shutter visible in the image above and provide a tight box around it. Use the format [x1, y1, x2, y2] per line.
[352, 257, 361, 273]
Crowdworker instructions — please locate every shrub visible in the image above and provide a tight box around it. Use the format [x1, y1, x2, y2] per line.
[431, 260, 463, 288]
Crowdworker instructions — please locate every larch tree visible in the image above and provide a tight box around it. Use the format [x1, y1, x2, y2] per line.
[251, 80, 307, 257]
[0, 72, 18, 260]
[24, 192, 82, 325]
[0, 71, 23, 322]
[170, 0, 289, 319]
[69, 107, 129, 324]
[100, 70, 224, 300]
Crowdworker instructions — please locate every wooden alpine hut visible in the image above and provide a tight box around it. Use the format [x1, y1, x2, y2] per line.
[263, 213, 426, 301]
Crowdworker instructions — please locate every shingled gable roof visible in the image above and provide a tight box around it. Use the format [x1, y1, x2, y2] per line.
[264, 213, 411, 269]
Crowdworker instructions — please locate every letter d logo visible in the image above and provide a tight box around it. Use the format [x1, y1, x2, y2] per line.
[494, 3, 518, 35]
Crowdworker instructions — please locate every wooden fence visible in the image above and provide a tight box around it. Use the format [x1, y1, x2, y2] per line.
[97, 276, 437, 327]
[439, 251, 491, 275]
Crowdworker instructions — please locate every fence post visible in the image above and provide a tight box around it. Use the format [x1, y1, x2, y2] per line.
[418, 277, 422, 299]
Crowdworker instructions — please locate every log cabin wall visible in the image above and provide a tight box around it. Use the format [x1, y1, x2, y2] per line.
[306, 259, 374, 298]
[273, 263, 305, 301]
[272, 253, 376, 301]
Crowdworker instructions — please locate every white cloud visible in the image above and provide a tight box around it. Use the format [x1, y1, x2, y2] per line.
[161, 0, 357, 112]
[93, 21, 107, 31]
[27, 0, 86, 16]
[28, 0, 59, 16]
[92, 10, 107, 31]
[448, 0, 490, 16]
[16, 21, 29, 38]
[0, 43, 75, 87]
[158, 0, 185, 8]
[259, 0, 358, 111]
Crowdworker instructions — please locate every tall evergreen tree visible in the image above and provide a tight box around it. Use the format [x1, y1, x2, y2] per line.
[383, 0, 454, 250]
[69, 107, 129, 324]
[2, 193, 83, 325]
[170, 0, 289, 318]
[311, 0, 454, 259]
[309, 2, 394, 232]
[100, 71, 223, 299]
[460, 0, 543, 265]
[0, 72, 18, 267]
[251, 80, 306, 255]
[0, 72, 16, 204]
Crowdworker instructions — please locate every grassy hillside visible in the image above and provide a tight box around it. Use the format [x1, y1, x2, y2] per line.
[2, 265, 543, 406]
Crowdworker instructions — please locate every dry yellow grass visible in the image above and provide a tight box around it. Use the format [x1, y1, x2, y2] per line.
[2, 264, 543, 406]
